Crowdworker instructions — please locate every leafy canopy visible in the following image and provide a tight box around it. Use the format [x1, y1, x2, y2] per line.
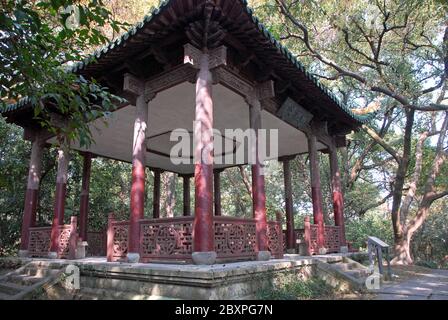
[0, 0, 128, 146]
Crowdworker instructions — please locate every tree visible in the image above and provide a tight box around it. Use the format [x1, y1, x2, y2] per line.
[0, 0, 126, 147]
[259, 0, 448, 264]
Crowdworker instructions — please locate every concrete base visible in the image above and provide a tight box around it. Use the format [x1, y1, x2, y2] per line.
[257, 251, 271, 261]
[340, 246, 349, 254]
[48, 252, 58, 259]
[75, 241, 88, 259]
[18, 250, 28, 258]
[127, 252, 140, 263]
[8, 255, 332, 299]
[318, 247, 328, 255]
[192, 251, 217, 265]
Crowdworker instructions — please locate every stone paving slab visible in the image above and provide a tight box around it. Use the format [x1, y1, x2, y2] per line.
[374, 268, 448, 300]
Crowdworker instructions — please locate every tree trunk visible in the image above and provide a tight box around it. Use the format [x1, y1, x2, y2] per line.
[390, 109, 415, 259]
[392, 112, 448, 265]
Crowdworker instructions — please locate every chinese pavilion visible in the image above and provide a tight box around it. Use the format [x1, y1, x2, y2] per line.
[1, 0, 371, 265]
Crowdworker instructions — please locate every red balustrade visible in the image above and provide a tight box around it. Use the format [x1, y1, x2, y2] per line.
[285, 217, 342, 255]
[106, 214, 129, 262]
[28, 227, 52, 257]
[214, 216, 257, 261]
[28, 216, 78, 259]
[139, 216, 194, 263]
[324, 225, 342, 253]
[267, 220, 284, 259]
[106, 213, 284, 263]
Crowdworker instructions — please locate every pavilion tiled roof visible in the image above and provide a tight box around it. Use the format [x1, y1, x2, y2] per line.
[3, 0, 375, 125]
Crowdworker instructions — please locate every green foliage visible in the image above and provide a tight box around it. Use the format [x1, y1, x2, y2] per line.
[412, 201, 448, 268]
[345, 211, 394, 251]
[415, 260, 439, 269]
[0, 117, 29, 255]
[257, 274, 335, 300]
[0, 0, 127, 147]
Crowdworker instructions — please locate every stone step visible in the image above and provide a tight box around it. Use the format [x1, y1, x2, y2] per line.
[23, 267, 59, 278]
[344, 269, 369, 279]
[0, 281, 28, 295]
[7, 274, 46, 286]
[332, 262, 363, 272]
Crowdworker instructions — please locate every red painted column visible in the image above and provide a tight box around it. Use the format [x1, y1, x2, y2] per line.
[19, 136, 44, 256]
[128, 94, 148, 263]
[250, 101, 270, 260]
[106, 213, 115, 262]
[79, 152, 92, 242]
[153, 169, 161, 219]
[182, 174, 191, 216]
[329, 143, 347, 247]
[282, 158, 295, 251]
[49, 146, 70, 257]
[213, 170, 221, 216]
[307, 133, 326, 253]
[192, 52, 216, 264]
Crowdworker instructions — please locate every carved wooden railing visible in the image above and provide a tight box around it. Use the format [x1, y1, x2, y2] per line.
[284, 216, 342, 255]
[139, 216, 194, 263]
[324, 225, 342, 253]
[28, 216, 78, 259]
[214, 216, 257, 261]
[106, 213, 284, 263]
[106, 214, 129, 262]
[86, 231, 107, 256]
[28, 226, 52, 257]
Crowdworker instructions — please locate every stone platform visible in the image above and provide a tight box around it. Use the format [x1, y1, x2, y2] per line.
[7, 254, 347, 300]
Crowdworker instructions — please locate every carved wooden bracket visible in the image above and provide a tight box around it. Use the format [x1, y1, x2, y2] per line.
[212, 66, 275, 108]
[311, 120, 329, 136]
[123, 73, 144, 97]
[184, 43, 227, 69]
[144, 64, 197, 96]
[256, 81, 275, 101]
[277, 97, 314, 131]
[124, 64, 201, 104]
[213, 67, 253, 97]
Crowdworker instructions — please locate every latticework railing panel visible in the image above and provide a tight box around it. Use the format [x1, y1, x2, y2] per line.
[140, 217, 193, 262]
[214, 216, 257, 260]
[267, 221, 283, 259]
